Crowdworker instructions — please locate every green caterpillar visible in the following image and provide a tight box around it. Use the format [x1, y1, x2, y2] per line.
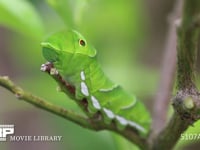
[41, 30, 151, 134]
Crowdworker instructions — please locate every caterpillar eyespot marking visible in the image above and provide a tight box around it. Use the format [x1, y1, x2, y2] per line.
[79, 39, 86, 47]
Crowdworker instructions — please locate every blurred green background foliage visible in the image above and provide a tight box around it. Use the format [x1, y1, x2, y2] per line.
[0, 0, 200, 150]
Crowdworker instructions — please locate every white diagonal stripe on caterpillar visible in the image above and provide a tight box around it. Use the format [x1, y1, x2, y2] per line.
[80, 71, 86, 80]
[81, 81, 89, 96]
[128, 121, 146, 133]
[102, 107, 146, 132]
[116, 115, 128, 126]
[91, 96, 101, 110]
[103, 108, 115, 119]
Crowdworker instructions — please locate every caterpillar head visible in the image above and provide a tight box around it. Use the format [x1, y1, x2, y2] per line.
[41, 30, 96, 63]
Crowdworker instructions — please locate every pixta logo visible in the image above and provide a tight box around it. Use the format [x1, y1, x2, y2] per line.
[0, 125, 14, 141]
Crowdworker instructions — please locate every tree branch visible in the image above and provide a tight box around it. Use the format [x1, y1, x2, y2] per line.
[0, 76, 92, 129]
[152, 0, 182, 135]
[151, 112, 190, 150]
[151, 0, 200, 149]
[177, 0, 200, 90]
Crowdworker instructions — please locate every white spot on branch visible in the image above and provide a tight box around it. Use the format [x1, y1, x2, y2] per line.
[40, 64, 48, 72]
[50, 68, 58, 75]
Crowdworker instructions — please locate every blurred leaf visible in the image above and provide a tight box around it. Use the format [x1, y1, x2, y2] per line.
[46, 0, 73, 27]
[0, 0, 44, 39]
[112, 133, 139, 150]
[79, 0, 147, 43]
[46, 0, 89, 28]
[8, 32, 44, 73]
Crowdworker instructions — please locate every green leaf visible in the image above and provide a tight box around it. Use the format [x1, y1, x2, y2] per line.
[46, 0, 73, 27]
[46, 0, 89, 27]
[112, 133, 139, 150]
[0, 0, 44, 39]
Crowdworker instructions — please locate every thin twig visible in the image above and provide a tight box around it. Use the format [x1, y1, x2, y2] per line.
[0, 76, 92, 129]
[152, 0, 182, 135]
